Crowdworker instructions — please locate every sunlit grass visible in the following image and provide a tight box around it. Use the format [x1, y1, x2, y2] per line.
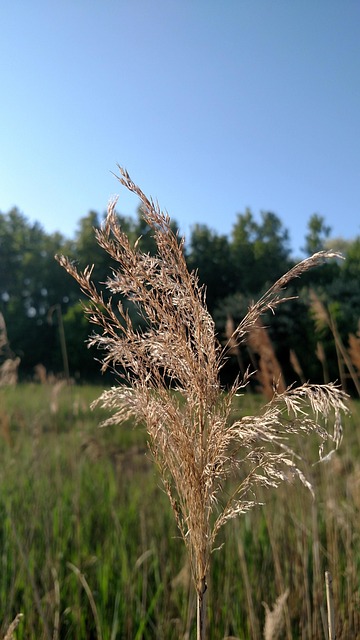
[0, 385, 359, 639]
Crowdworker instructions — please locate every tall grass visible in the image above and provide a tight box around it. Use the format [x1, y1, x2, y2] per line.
[55, 167, 349, 639]
[0, 385, 359, 638]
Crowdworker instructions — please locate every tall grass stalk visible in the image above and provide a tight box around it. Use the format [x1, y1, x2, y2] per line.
[325, 571, 336, 640]
[2, 614, 23, 640]
[57, 167, 348, 638]
[310, 289, 360, 396]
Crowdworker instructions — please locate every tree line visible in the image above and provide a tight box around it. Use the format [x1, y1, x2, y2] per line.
[0, 205, 359, 390]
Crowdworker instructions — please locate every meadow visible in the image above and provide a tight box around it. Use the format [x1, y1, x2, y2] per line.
[0, 383, 359, 639]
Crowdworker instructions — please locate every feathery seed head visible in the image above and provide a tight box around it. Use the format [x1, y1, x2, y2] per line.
[56, 167, 348, 596]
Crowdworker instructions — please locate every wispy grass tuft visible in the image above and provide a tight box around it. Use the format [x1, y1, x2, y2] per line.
[56, 167, 348, 638]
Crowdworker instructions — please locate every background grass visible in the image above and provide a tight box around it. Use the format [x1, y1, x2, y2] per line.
[0, 384, 359, 639]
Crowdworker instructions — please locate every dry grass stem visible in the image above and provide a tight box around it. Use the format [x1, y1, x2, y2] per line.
[263, 590, 289, 640]
[325, 571, 336, 640]
[56, 167, 348, 627]
[310, 290, 360, 396]
[2, 614, 24, 640]
[289, 349, 306, 385]
[316, 341, 329, 383]
[246, 318, 286, 398]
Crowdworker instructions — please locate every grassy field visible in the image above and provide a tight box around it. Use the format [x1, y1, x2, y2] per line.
[0, 383, 359, 639]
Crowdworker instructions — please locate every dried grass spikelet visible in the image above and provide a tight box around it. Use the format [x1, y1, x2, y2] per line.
[0, 312, 9, 353]
[56, 167, 348, 627]
[2, 614, 24, 640]
[0, 313, 20, 387]
[310, 290, 360, 396]
[34, 363, 48, 384]
[316, 340, 329, 383]
[289, 348, 305, 384]
[225, 315, 239, 355]
[225, 314, 249, 387]
[0, 358, 20, 387]
[263, 589, 289, 640]
[50, 380, 66, 414]
[309, 289, 330, 332]
[246, 317, 286, 399]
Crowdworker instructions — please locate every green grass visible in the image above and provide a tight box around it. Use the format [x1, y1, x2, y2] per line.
[0, 384, 359, 639]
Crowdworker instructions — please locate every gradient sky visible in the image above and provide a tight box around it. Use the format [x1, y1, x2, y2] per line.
[1, 0, 359, 255]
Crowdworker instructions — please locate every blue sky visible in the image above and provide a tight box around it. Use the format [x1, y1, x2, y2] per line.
[1, 0, 359, 255]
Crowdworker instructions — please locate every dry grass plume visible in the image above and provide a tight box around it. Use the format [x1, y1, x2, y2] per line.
[56, 167, 348, 638]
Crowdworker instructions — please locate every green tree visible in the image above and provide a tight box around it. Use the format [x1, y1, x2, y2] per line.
[303, 213, 331, 255]
[0, 208, 77, 375]
[298, 239, 360, 388]
[341, 236, 360, 280]
[325, 237, 360, 339]
[73, 211, 112, 284]
[186, 224, 234, 312]
[230, 209, 292, 294]
[62, 301, 100, 378]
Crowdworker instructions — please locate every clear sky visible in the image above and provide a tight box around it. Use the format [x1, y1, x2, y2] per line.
[1, 0, 359, 255]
